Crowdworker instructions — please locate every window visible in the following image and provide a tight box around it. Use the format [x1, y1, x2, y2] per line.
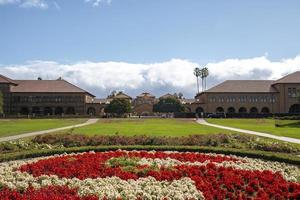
[239, 96, 246, 102]
[292, 88, 297, 97]
[288, 88, 297, 98]
[288, 88, 292, 97]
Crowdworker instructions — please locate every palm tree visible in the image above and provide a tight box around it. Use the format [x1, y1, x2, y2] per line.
[193, 67, 201, 94]
[201, 67, 209, 91]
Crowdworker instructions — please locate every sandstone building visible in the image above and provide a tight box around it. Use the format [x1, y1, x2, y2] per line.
[0, 71, 299, 116]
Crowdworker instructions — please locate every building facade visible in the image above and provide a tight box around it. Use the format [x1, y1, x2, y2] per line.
[193, 71, 300, 115]
[0, 71, 299, 117]
[0, 75, 95, 116]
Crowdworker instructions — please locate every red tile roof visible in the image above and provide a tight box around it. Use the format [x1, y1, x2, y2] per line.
[10, 79, 95, 96]
[273, 71, 300, 84]
[205, 80, 278, 93]
[137, 92, 155, 98]
[0, 74, 17, 85]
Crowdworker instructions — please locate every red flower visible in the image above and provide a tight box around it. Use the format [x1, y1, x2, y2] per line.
[15, 151, 300, 199]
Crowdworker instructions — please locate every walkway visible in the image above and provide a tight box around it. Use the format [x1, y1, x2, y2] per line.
[0, 118, 99, 142]
[196, 118, 300, 144]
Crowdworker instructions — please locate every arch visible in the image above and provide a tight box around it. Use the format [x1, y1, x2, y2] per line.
[195, 107, 204, 114]
[185, 107, 192, 112]
[66, 107, 75, 115]
[227, 107, 235, 114]
[87, 107, 96, 116]
[289, 104, 300, 114]
[261, 107, 270, 114]
[44, 107, 53, 115]
[238, 107, 247, 113]
[54, 107, 64, 115]
[20, 107, 29, 115]
[32, 107, 40, 115]
[250, 107, 258, 113]
[216, 107, 224, 113]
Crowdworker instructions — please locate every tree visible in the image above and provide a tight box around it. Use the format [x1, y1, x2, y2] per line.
[153, 97, 185, 113]
[178, 92, 183, 99]
[193, 67, 201, 94]
[0, 91, 3, 114]
[104, 99, 132, 117]
[107, 90, 117, 99]
[201, 67, 209, 91]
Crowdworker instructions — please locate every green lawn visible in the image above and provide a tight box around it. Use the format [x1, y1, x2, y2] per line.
[0, 119, 86, 137]
[67, 118, 235, 136]
[207, 118, 300, 139]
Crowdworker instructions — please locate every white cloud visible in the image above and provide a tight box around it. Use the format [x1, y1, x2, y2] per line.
[0, 0, 48, 9]
[20, 0, 48, 9]
[0, 56, 300, 98]
[85, 0, 111, 7]
[0, 0, 18, 5]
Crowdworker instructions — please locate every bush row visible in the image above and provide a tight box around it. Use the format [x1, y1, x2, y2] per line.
[33, 133, 300, 154]
[1, 145, 300, 165]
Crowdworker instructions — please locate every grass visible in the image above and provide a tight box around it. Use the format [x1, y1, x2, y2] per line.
[64, 118, 236, 136]
[0, 118, 86, 137]
[207, 118, 300, 139]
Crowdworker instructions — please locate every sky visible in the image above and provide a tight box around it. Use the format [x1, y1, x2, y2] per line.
[0, 0, 300, 98]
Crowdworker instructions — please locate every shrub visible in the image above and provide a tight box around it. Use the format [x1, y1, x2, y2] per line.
[32, 133, 300, 154]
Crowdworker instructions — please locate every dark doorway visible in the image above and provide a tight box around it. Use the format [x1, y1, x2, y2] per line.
[20, 107, 29, 115]
[66, 107, 75, 115]
[227, 107, 235, 113]
[87, 107, 96, 116]
[44, 107, 53, 115]
[238, 107, 247, 113]
[250, 107, 258, 113]
[261, 107, 270, 114]
[55, 107, 64, 115]
[289, 104, 300, 114]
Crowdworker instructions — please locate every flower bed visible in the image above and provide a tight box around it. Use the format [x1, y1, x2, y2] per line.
[0, 150, 300, 199]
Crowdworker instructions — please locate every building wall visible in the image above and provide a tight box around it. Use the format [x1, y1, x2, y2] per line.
[274, 83, 300, 113]
[10, 93, 88, 115]
[0, 83, 12, 114]
[133, 103, 154, 116]
[194, 93, 280, 114]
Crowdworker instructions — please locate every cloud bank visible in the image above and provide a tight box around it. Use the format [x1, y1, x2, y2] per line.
[0, 0, 111, 9]
[0, 0, 48, 9]
[0, 56, 300, 98]
[85, 0, 111, 7]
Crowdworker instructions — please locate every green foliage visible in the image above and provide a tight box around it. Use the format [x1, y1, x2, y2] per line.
[153, 97, 184, 113]
[0, 140, 59, 153]
[33, 133, 300, 154]
[107, 156, 139, 168]
[105, 99, 132, 116]
[1, 145, 300, 165]
[0, 90, 3, 114]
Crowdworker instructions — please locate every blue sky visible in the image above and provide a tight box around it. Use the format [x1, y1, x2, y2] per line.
[0, 0, 300, 97]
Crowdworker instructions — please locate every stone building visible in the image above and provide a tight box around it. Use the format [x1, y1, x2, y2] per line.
[0, 75, 95, 116]
[132, 92, 156, 116]
[193, 71, 300, 115]
[0, 71, 299, 117]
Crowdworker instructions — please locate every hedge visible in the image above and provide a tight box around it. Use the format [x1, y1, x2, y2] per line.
[1, 145, 300, 165]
